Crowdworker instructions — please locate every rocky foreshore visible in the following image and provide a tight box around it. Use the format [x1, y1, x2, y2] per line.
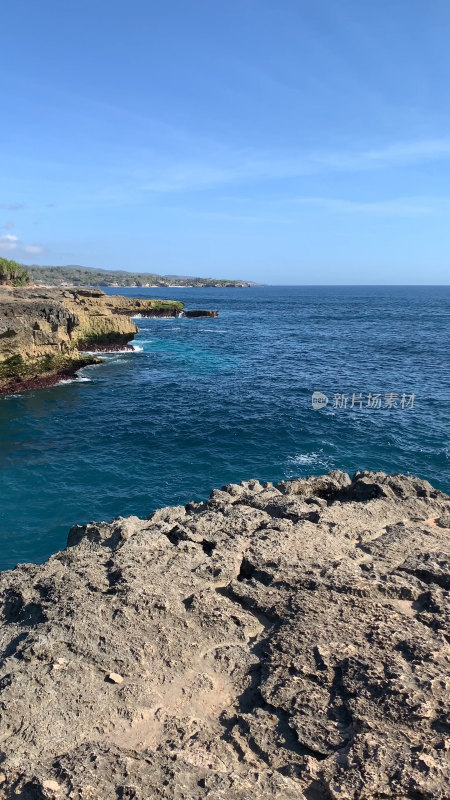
[0, 288, 217, 395]
[0, 470, 448, 799]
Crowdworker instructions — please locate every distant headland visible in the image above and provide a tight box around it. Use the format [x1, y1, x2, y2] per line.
[23, 262, 256, 289]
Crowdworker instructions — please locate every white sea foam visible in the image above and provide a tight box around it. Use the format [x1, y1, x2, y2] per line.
[132, 344, 144, 352]
[199, 328, 228, 333]
[58, 376, 91, 385]
[288, 453, 322, 466]
[82, 347, 136, 355]
[286, 450, 331, 469]
[132, 339, 154, 347]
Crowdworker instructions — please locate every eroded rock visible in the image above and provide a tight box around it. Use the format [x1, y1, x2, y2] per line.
[0, 471, 448, 798]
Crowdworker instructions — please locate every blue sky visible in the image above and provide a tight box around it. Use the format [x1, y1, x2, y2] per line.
[1, 0, 450, 284]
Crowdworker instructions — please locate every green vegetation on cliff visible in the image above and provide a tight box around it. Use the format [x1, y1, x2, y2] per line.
[26, 264, 254, 288]
[0, 258, 31, 286]
[0, 352, 99, 393]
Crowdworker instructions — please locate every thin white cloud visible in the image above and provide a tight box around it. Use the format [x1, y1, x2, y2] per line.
[23, 244, 45, 254]
[0, 234, 19, 252]
[66, 137, 450, 205]
[0, 233, 44, 256]
[294, 196, 434, 216]
[137, 137, 450, 195]
[311, 139, 450, 173]
[1, 221, 14, 230]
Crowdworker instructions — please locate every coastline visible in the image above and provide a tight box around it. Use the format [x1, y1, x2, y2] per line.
[0, 286, 217, 396]
[2, 285, 447, 570]
[0, 355, 100, 396]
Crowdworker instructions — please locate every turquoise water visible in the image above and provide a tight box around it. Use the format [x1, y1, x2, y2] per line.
[0, 285, 449, 570]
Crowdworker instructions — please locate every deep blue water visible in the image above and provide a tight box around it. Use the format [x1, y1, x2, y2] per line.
[0, 285, 449, 571]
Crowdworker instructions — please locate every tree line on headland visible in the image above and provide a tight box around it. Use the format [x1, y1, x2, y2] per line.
[0, 259, 254, 288]
[0, 258, 31, 286]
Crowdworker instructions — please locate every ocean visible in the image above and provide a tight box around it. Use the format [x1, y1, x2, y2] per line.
[0, 285, 449, 571]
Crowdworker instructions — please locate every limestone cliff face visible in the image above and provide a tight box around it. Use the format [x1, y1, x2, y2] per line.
[58, 289, 184, 346]
[0, 296, 80, 362]
[0, 471, 448, 799]
[0, 287, 183, 394]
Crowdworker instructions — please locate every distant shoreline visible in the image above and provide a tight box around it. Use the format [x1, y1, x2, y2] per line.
[27, 264, 257, 289]
[33, 282, 254, 289]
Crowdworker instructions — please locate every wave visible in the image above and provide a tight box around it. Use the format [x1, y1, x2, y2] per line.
[58, 376, 92, 385]
[132, 339, 155, 348]
[132, 313, 176, 319]
[82, 347, 137, 355]
[286, 450, 331, 468]
[132, 344, 144, 352]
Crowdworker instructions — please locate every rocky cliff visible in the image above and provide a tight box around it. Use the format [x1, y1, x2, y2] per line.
[0, 470, 448, 799]
[0, 288, 184, 394]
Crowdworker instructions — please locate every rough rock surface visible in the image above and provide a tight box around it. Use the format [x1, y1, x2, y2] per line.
[0, 471, 449, 799]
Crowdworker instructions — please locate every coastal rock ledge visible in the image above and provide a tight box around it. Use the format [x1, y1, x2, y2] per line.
[0, 288, 218, 395]
[0, 470, 449, 799]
